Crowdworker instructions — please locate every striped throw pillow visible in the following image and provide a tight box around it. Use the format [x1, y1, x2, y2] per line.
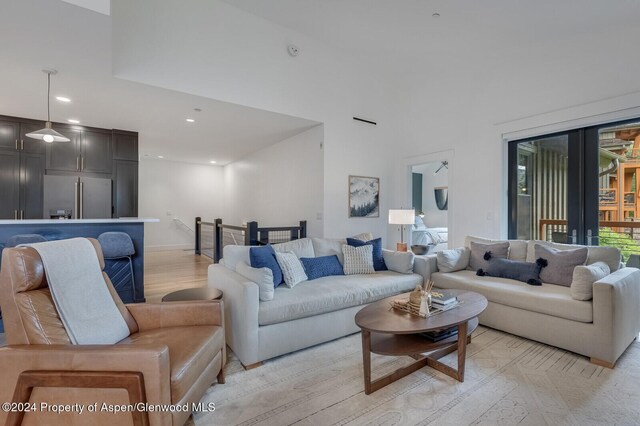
[274, 251, 308, 288]
[342, 244, 375, 275]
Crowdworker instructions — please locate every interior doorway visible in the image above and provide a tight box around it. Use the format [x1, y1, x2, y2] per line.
[410, 161, 449, 253]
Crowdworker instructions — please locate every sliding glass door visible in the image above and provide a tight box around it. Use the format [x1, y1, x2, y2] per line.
[508, 118, 640, 261]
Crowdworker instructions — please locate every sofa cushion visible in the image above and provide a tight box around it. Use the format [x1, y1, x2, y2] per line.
[275, 251, 308, 288]
[382, 250, 414, 274]
[250, 245, 283, 286]
[347, 237, 387, 271]
[526, 240, 621, 272]
[273, 238, 315, 258]
[468, 241, 510, 271]
[258, 271, 423, 325]
[535, 244, 588, 287]
[222, 245, 251, 272]
[465, 236, 528, 261]
[311, 238, 346, 264]
[300, 255, 344, 280]
[432, 270, 592, 323]
[571, 261, 610, 301]
[120, 325, 223, 404]
[342, 244, 376, 275]
[237, 261, 274, 301]
[437, 247, 470, 272]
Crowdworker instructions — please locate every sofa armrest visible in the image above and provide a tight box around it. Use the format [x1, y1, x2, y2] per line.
[413, 254, 438, 283]
[208, 264, 260, 366]
[0, 344, 172, 425]
[126, 300, 224, 331]
[593, 267, 640, 362]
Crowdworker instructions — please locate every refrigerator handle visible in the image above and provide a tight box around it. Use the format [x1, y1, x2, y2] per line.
[74, 181, 79, 219]
[80, 181, 84, 219]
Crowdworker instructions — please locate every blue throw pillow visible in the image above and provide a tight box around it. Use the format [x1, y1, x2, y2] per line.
[346, 237, 387, 271]
[300, 255, 344, 280]
[249, 245, 283, 286]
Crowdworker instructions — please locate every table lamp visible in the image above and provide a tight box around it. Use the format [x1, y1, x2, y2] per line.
[389, 209, 415, 252]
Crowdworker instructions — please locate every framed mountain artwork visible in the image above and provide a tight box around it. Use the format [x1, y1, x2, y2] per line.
[349, 175, 380, 218]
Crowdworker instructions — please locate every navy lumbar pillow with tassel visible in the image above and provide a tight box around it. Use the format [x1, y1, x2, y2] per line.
[476, 251, 548, 286]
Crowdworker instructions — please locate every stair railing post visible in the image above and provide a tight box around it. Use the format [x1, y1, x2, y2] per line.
[195, 217, 202, 255]
[214, 218, 222, 263]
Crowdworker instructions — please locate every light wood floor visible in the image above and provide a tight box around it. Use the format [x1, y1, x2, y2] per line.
[144, 250, 213, 302]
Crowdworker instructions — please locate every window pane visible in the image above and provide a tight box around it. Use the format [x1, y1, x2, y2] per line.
[515, 136, 568, 241]
[598, 122, 640, 262]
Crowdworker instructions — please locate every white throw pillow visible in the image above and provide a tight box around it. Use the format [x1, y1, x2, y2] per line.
[311, 237, 346, 264]
[351, 232, 374, 242]
[273, 238, 315, 258]
[222, 245, 252, 271]
[274, 251, 308, 288]
[342, 244, 375, 275]
[437, 248, 470, 272]
[382, 249, 415, 274]
[571, 261, 610, 301]
[236, 261, 274, 301]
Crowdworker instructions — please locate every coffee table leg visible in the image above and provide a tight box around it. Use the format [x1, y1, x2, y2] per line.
[456, 322, 468, 381]
[361, 330, 372, 395]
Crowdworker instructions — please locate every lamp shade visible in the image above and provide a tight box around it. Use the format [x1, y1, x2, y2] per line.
[388, 209, 415, 225]
[25, 121, 70, 143]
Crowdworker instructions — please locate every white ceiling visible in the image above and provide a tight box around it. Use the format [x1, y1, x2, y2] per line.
[0, 0, 318, 166]
[222, 0, 640, 76]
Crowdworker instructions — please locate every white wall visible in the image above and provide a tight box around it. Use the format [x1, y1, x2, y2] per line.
[412, 163, 448, 228]
[392, 25, 640, 247]
[223, 125, 324, 237]
[112, 0, 400, 242]
[139, 159, 224, 251]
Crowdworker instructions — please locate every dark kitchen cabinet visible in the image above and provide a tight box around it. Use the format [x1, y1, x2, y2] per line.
[46, 127, 81, 172]
[0, 150, 21, 219]
[0, 119, 46, 220]
[113, 160, 138, 218]
[46, 127, 112, 174]
[113, 130, 138, 161]
[0, 119, 20, 151]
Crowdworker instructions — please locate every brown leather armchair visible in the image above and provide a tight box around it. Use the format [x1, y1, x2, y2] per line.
[0, 239, 225, 426]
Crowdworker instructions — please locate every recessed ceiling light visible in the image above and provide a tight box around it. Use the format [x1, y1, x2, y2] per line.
[186, 118, 195, 123]
[67, 119, 80, 124]
[56, 96, 71, 103]
[194, 108, 202, 112]
[209, 160, 217, 164]
[158, 155, 164, 159]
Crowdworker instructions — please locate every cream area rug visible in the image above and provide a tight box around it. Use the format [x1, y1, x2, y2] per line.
[194, 326, 640, 426]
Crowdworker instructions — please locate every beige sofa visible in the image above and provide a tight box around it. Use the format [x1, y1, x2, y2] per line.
[421, 236, 640, 367]
[209, 237, 428, 367]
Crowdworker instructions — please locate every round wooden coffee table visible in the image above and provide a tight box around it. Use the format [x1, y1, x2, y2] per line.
[161, 287, 223, 302]
[355, 289, 487, 394]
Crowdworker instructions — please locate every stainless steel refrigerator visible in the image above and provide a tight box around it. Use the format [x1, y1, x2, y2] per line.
[43, 175, 112, 219]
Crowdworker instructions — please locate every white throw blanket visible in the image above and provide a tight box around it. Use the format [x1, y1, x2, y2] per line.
[30, 238, 130, 344]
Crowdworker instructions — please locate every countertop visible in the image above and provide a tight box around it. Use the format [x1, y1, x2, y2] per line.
[0, 218, 160, 225]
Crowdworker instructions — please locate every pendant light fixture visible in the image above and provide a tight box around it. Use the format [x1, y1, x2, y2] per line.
[26, 69, 70, 143]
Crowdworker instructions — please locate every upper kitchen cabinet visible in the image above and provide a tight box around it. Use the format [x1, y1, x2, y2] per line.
[46, 126, 81, 172]
[46, 127, 112, 175]
[113, 130, 138, 161]
[81, 129, 113, 174]
[20, 121, 46, 154]
[0, 119, 20, 151]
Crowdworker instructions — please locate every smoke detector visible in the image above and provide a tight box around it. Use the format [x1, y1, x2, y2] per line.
[287, 44, 300, 57]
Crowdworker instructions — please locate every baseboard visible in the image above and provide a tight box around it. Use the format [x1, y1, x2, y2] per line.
[145, 243, 192, 252]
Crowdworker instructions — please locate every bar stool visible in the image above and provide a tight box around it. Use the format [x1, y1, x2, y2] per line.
[98, 232, 136, 303]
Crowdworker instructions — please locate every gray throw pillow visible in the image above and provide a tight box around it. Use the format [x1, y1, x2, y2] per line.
[468, 241, 510, 271]
[535, 244, 588, 287]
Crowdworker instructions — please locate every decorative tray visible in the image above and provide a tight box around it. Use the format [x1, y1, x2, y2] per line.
[389, 297, 462, 318]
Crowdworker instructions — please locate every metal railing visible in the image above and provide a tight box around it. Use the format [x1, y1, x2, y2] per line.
[539, 219, 640, 260]
[195, 218, 307, 262]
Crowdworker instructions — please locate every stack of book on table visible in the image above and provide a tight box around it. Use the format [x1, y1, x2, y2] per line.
[431, 290, 459, 311]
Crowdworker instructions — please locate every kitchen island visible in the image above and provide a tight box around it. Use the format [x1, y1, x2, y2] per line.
[0, 218, 158, 303]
